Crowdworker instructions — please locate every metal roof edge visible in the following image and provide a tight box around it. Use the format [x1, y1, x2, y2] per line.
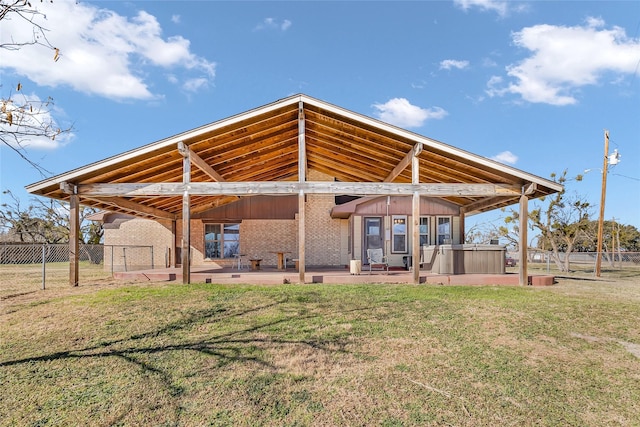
[26, 95, 305, 193]
[298, 95, 563, 193]
[26, 93, 563, 195]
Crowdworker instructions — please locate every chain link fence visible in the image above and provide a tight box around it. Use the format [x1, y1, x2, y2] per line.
[0, 243, 153, 295]
[509, 250, 640, 277]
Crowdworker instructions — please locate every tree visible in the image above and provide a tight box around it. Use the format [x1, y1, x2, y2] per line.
[0, 189, 102, 244]
[575, 219, 640, 254]
[1, 0, 71, 175]
[501, 170, 592, 272]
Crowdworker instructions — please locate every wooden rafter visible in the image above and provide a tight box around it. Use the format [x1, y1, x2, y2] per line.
[85, 196, 177, 220]
[177, 141, 225, 182]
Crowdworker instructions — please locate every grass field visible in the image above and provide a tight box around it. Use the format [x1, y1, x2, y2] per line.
[1, 275, 639, 426]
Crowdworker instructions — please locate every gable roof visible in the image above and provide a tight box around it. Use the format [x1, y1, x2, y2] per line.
[26, 94, 562, 219]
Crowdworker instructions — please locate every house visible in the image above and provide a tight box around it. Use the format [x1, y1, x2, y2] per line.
[26, 94, 563, 285]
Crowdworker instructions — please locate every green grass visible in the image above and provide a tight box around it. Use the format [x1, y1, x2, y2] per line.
[0, 261, 112, 297]
[1, 279, 639, 426]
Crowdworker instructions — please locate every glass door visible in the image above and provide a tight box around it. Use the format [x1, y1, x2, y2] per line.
[363, 217, 383, 263]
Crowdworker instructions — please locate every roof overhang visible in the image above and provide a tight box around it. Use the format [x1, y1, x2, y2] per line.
[26, 94, 563, 219]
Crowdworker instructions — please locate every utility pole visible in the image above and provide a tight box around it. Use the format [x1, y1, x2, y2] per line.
[595, 130, 609, 277]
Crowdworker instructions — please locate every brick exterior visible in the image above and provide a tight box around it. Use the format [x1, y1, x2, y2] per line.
[239, 219, 297, 267]
[103, 217, 173, 270]
[100, 171, 459, 270]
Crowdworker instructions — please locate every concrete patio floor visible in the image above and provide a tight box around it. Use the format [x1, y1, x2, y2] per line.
[113, 266, 555, 286]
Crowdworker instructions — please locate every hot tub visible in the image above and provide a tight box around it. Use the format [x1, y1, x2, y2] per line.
[424, 244, 506, 275]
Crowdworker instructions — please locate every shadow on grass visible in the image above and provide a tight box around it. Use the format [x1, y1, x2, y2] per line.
[1, 296, 361, 409]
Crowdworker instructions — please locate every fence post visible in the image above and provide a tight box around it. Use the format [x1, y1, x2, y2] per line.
[151, 246, 154, 270]
[42, 244, 46, 290]
[546, 252, 550, 273]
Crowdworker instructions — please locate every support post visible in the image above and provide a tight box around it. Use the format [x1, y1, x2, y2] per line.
[298, 100, 306, 283]
[595, 130, 609, 277]
[412, 145, 421, 284]
[298, 190, 306, 283]
[171, 220, 177, 267]
[518, 193, 528, 286]
[42, 244, 46, 290]
[69, 193, 80, 287]
[181, 148, 191, 284]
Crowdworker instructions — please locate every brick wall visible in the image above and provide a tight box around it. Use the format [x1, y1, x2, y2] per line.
[102, 169, 349, 269]
[239, 219, 297, 267]
[103, 217, 173, 270]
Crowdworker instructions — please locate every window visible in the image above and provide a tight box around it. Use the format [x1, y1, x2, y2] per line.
[204, 223, 240, 259]
[392, 215, 407, 253]
[419, 216, 430, 246]
[437, 217, 451, 245]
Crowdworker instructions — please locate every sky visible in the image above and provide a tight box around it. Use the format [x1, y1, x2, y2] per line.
[1, 0, 639, 234]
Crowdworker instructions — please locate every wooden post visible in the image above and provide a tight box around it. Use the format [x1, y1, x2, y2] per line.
[298, 191, 306, 283]
[412, 145, 421, 284]
[595, 130, 609, 277]
[518, 193, 528, 286]
[181, 146, 191, 284]
[298, 100, 306, 283]
[171, 220, 177, 267]
[69, 193, 80, 287]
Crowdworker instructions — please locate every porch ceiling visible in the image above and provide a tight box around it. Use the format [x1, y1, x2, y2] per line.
[26, 94, 562, 219]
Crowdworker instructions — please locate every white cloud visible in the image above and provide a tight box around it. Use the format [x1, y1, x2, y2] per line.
[254, 18, 292, 32]
[371, 98, 448, 128]
[171, 14, 181, 24]
[487, 18, 640, 105]
[0, 0, 216, 101]
[490, 150, 518, 165]
[440, 59, 470, 70]
[453, 0, 509, 17]
[0, 93, 74, 150]
[182, 77, 209, 93]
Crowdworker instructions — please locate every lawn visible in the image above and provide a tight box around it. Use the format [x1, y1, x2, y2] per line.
[1, 277, 639, 426]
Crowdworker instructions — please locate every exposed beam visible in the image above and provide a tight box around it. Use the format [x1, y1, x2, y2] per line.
[86, 196, 177, 220]
[524, 182, 537, 195]
[77, 182, 522, 197]
[177, 141, 225, 182]
[298, 101, 307, 182]
[461, 196, 516, 214]
[384, 149, 412, 183]
[60, 182, 76, 195]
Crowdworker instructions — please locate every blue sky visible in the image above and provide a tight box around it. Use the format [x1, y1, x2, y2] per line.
[1, 0, 639, 232]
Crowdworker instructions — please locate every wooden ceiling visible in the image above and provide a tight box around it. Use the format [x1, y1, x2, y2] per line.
[26, 94, 563, 220]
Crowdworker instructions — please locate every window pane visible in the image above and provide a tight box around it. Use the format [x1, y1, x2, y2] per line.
[392, 216, 407, 252]
[393, 235, 406, 252]
[420, 217, 429, 246]
[438, 217, 451, 244]
[223, 241, 239, 258]
[393, 217, 406, 234]
[205, 224, 221, 241]
[223, 223, 240, 241]
[205, 241, 220, 259]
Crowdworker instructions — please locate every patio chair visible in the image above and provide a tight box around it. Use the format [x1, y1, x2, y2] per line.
[366, 248, 388, 274]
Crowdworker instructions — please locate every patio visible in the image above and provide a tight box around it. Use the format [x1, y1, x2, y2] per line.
[113, 266, 555, 286]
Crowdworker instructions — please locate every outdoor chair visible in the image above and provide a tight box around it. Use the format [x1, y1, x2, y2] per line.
[366, 248, 388, 274]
